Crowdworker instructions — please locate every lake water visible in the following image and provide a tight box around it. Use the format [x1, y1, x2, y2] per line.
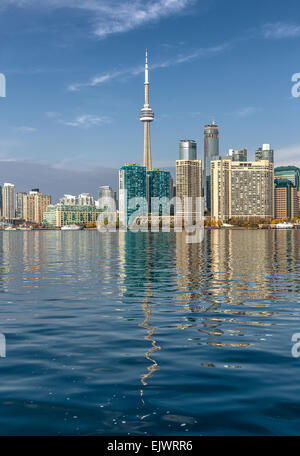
[0, 229, 300, 435]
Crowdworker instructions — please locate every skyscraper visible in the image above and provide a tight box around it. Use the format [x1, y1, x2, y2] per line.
[16, 192, 26, 219]
[179, 140, 197, 160]
[176, 141, 202, 219]
[2, 183, 15, 220]
[274, 178, 299, 219]
[275, 165, 300, 214]
[119, 164, 147, 227]
[140, 49, 154, 170]
[204, 119, 219, 213]
[255, 144, 274, 163]
[147, 169, 171, 215]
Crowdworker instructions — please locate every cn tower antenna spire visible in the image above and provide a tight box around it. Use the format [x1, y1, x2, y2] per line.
[145, 48, 149, 85]
[140, 49, 154, 170]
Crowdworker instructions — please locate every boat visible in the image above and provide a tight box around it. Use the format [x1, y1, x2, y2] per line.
[61, 224, 83, 231]
[5, 226, 17, 231]
[276, 222, 294, 229]
[18, 226, 33, 231]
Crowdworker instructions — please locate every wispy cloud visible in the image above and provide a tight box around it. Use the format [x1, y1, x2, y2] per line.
[0, 0, 196, 38]
[68, 42, 232, 91]
[60, 114, 111, 128]
[262, 22, 300, 39]
[236, 106, 257, 118]
[15, 126, 38, 133]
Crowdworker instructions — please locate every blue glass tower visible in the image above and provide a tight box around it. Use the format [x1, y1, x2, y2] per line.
[147, 169, 171, 215]
[119, 164, 147, 226]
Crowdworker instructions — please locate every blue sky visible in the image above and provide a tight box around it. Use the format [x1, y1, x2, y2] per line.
[0, 0, 300, 198]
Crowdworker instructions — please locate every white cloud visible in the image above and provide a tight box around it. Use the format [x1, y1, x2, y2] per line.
[68, 42, 231, 91]
[262, 22, 300, 39]
[0, 0, 196, 38]
[60, 114, 111, 128]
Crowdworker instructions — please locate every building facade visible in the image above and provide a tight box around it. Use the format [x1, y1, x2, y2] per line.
[2, 183, 15, 220]
[42, 205, 103, 227]
[229, 149, 248, 162]
[15, 192, 26, 219]
[211, 160, 274, 221]
[119, 164, 147, 227]
[179, 140, 197, 160]
[23, 190, 51, 224]
[275, 166, 300, 214]
[256, 144, 274, 163]
[204, 120, 219, 213]
[147, 169, 171, 215]
[274, 178, 298, 219]
[59, 193, 95, 206]
[176, 141, 202, 219]
[98, 186, 117, 210]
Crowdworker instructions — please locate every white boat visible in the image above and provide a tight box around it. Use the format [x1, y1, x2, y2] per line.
[276, 222, 294, 229]
[18, 226, 33, 231]
[61, 224, 83, 231]
[5, 226, 17, 231]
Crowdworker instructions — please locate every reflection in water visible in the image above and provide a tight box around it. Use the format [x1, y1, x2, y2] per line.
[119, 232, 163, 405]
[0, 230, 300, 435]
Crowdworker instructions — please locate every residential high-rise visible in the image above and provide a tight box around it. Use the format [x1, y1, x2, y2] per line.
[255, 144, 274, 163]
[147, 169, 171, 215]
[140, 49, 154, 170]
[176, 141, 202, 219]
[119, 164, 147, 227]
[229, 149, 248, 162]
[16, 192, 26, 219]
[204, 119, 219, 213]
[211, 160, 274, 221]
[59, 193, 95, 206]
[0, 184, 2, 216]
[23, 190, 51, 224]
[2, 183, 15, 220]
[274, 178, 299, 219]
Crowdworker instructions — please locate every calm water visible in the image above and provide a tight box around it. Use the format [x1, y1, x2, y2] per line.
[0, 229, 300, 435]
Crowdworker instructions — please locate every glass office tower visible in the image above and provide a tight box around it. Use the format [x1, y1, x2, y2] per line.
[204, 120, 219, 213]
[179, 140, 197, 160]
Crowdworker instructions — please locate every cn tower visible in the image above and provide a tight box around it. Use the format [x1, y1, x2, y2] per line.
[140, 49, 154, 170]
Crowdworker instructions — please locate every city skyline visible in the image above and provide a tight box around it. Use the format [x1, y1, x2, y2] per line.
[0, 0, 300, 193]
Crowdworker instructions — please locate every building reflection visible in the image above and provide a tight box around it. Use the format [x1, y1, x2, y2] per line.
[119, 232, 166, 403]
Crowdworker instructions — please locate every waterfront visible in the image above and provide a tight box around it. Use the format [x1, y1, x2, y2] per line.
[0, 230, 300, 435]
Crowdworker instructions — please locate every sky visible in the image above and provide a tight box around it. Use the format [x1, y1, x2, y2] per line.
[0, 0, 300, 200]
